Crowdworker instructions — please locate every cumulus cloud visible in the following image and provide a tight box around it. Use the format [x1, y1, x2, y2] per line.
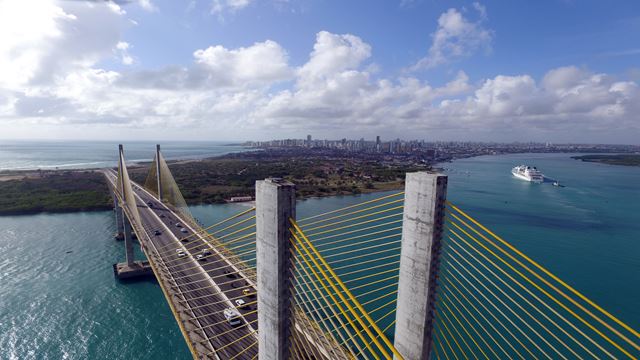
[211, 0, 252, 15]
[0, 1, 638, 142]
[412, 4, 492, 70]
[138, 0, 158, 12]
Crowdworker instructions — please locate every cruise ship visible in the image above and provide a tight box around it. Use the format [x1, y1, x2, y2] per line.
[511, 165, 544, 182]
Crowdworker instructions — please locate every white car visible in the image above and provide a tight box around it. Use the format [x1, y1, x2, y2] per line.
[177, 251, 186, 258]
[224, 308, 242, 326]
[235, 299, 248, 309]
[180, 228, 188, 234]
[196, 254, 206, 261]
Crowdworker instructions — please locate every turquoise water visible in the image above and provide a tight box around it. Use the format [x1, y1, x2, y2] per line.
[0, 140, 249, 170]
[1, 153, 638, 358]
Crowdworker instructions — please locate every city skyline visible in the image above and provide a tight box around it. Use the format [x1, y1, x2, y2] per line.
[1, 0, 639, 143]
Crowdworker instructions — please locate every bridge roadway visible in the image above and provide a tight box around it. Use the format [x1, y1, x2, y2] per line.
[105, 170, 258, 359]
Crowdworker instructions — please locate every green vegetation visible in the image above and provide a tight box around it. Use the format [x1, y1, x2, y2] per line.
[571, 154, 640, 166]
[0, 171, 112, 215]
[128, 153, 426, 204]
[0, 152, 427, 215]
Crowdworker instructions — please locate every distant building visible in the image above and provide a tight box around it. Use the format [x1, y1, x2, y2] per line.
[376, 136, 381, 152]
[307, 134, 312, 147]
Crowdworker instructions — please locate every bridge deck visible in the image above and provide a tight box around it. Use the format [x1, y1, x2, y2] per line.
[106, 170, 258, 359]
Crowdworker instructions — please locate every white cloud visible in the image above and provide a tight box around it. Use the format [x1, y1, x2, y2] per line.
[211, 0, 252, 15]
[412, 4, 492, 70]
[138, 0, 158, 12]
[0, 2, 637, 143]
[194, 40, 291, 85]
[115, 41, 134, 65]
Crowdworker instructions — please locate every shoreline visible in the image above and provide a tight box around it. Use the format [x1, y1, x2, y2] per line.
[2, 151, 635, 217]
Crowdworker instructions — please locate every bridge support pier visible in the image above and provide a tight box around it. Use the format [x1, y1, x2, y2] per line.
[394, 172, 447, 360]
[113, 196, 124, 240]
[256, 178, 296, 360]
[123, 212, 135, 266]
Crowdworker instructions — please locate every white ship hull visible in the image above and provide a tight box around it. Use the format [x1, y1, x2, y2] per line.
[512, 171, 540, 182]
[512, 165, 544, 182]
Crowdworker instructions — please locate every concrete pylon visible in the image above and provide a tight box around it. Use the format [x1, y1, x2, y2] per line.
[394, 172, 447, 360]
[256, 178, 296, 360]
[118, 144, 135, 266]
[156, 144, 162, 202]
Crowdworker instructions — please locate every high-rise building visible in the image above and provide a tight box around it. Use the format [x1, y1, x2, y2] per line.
[376, 136, 381, 152]
[307, 134, 312, 147]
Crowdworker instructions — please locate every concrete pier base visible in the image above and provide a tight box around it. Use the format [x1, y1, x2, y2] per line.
[113, 260, 154, 279]
[256, 178, 296, 360]
[394, 172, 447, 360]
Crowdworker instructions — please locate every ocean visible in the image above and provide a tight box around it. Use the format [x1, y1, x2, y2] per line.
[0, 152, 638, 359]
[0, 140, 250, 171]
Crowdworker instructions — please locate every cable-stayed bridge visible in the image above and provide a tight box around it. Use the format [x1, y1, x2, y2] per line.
[105, 144, 639, 360]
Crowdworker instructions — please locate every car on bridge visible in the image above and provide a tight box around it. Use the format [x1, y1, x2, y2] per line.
[175, 223, 182, 228]
[180, 228, 188, 234]
[147, 201, 153, 207]
[235, 299, 249, 309]
[223, 308, 242, 326]
[154, 230, 161, 236]
[177, 250, 186, 258]
[242, 288, 255, 297]
[201, 249, 212, 256]
[196, 254, 206, 261]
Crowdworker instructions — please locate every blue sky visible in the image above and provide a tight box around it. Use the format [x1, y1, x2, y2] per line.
[113, 0, 640, 80]
[1, 0, 639, 143]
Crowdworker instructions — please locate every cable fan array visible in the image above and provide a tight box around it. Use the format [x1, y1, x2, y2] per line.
[290, 192, 407, 359]
[432, 202, 640, 360]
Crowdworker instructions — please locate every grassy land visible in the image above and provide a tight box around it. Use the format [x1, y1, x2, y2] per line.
[571, 154, 640, 166]
[129, 152, 426, 204]
[0, 151, 427, 215]
[0, 170, 112, 215]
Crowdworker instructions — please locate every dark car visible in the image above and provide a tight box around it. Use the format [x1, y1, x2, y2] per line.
[154, 230, 161, 236]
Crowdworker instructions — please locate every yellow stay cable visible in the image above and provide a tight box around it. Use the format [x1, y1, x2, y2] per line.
[292, 230, 384, 359]
[441, 275, 521, 360]
[314, 225, 402, 251]
[153, 207, 254, 251]
[302, 198, 404, 227]
[290, 239, 373, 358]
[447, 226, 608, 359]
[437, 316, 465, 360]
[292, 221, 404, 359]
[437, 296, 475, 360]
[434, 329, 454, 360]
[438, 284, 503, 359]
[229, 340, 257, 360]
[443, 260, 538, 359]
[304, 212, 403, 238]
[299, 192, 404, 223]
[308, 219, 402, 245]
[446, 247, 555, 360]
[290, 267, 358, 360]
[438, 295, 489, 360]
[446, 214, 639, 358]
[448, 202, 640, 341]
[303, 205, 404, 233]
[287, 261, 350, 360]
